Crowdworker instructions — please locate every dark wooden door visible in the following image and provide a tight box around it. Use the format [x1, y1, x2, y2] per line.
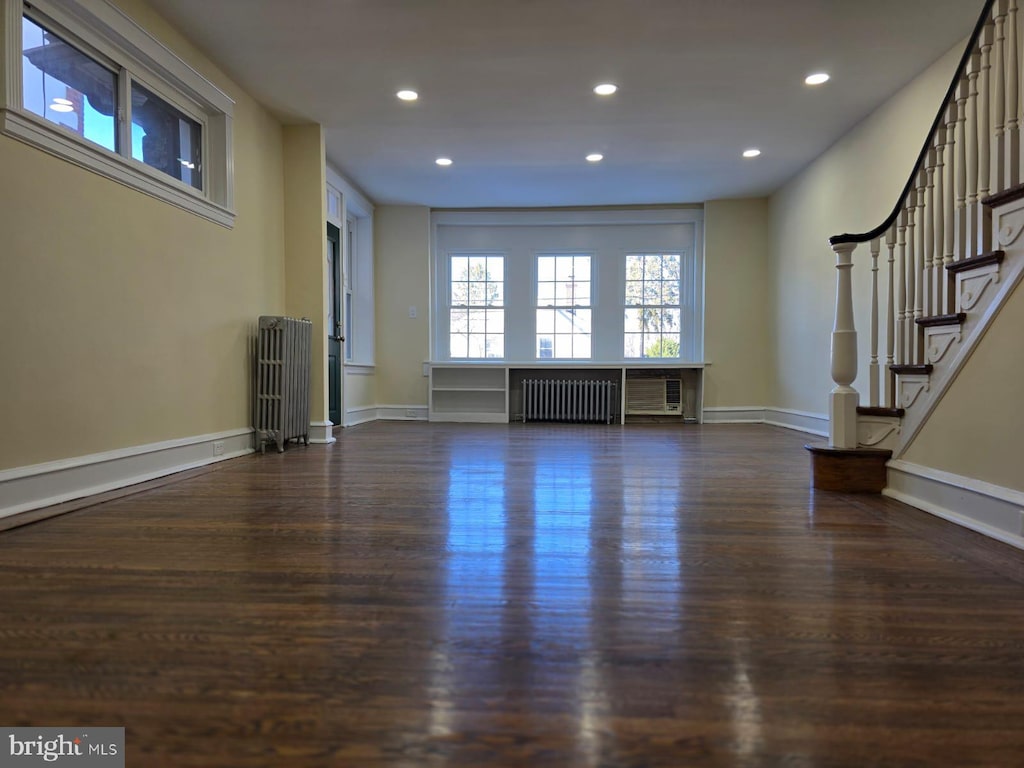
[327, 223, 342, 427]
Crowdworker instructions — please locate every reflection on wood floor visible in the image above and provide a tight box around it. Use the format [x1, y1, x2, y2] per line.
[2, 423, 1024, 766]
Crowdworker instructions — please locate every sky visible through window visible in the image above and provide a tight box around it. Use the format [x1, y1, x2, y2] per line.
[23, 16, 151, 160]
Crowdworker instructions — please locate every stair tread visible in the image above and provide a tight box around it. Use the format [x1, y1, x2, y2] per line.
[982, 184, 1024, 208]
[916, 313, 966, 327]
[947, 251, 1005, 274]
[890, 364, 934, 375]
[857, 406, 906, 418]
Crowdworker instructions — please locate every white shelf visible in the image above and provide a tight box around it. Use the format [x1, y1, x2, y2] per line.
[427, 362, 704, 425]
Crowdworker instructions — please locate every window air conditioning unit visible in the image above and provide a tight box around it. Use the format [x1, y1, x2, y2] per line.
[625, 378, 683, 416]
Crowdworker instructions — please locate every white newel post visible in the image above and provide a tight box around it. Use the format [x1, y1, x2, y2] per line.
[829, 243, 859, 449]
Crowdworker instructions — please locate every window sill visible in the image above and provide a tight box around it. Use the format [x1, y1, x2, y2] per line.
[1, 108, 235, 228]
[343, 363, 376, 375]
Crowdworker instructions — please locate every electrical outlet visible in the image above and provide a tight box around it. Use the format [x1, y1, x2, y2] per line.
[212, 440, 225, 456]
[408, 306, 418, 319]
[1019, 510, 1024, 536]
[405, 409, 416, 418]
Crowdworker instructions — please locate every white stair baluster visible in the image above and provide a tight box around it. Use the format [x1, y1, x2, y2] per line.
[1007, 0, 1020, 187]
[924, 150, 936, 319]
[979, 21, 994, 253]
[943, 103, 958, 313]
[994, 0, 1008, 193]
[897, 210, 908, 367]
[933, 133, 945, 318]
[885, 226, 897, 408]
[869, 238, 880, 408]
[955, 76, 970, 262]
[915, 170, 927, 360]
[906, 191, 917, 362]
[966, 51, 982, 254]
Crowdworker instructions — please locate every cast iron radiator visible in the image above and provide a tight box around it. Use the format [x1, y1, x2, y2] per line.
[522, 379, 618, 424]
[255, 316, 312, 453]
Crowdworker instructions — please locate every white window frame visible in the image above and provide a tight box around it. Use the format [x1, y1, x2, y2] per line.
[431, 208, 704, 363]
[0, 0, 235, 227]
[447, 251, 506, 360]
[535, 251, 593, 360]
[624, 252, 684, 359]
[327, 166, 375, 368]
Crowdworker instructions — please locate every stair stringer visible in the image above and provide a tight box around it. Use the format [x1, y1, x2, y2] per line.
[887, 197, 1024, 458]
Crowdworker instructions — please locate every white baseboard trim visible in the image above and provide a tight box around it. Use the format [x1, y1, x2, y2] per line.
[377, 405, 429, 421]
[701, 407, 765, 424]
[308, 420, 337, 444]
[885, 460, 1024, 551]
[343, 406, 379, 427]
[764, 408, 829, 437]
[0, 428, 254, 521]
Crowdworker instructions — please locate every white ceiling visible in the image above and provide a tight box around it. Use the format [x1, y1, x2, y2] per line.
[143, 0, 981, 208]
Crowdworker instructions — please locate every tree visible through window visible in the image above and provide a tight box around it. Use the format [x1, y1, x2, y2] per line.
[624, 254, 681, 358]
[449, 255, 504, 358]
[536, 254, 592, 359]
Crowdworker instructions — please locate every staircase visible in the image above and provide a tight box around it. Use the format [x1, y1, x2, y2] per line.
[810, 0, 1024, 491]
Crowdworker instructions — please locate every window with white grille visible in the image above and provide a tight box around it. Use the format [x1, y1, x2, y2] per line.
[449, 254, 505, 358]
[536, 254, 591, 359]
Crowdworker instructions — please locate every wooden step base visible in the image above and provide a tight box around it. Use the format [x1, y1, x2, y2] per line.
[805, 445, 892, 493]
[857, 406, 905, 418]
[916, 312, 966, 328]
[947, 251, 1005, 274]
[891, 364, 933, 375]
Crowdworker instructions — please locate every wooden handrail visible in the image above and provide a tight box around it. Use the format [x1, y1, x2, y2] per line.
[829, 0, 997, 247]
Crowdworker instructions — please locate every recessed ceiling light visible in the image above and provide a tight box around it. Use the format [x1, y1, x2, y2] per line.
[436, 157, 453, 167]
[586, 153, 604, 163]
[805, 73, 830, 86]
[743, 149, 761, 158]
[593, 83, 618, 96]
[396, 89, 419, 101]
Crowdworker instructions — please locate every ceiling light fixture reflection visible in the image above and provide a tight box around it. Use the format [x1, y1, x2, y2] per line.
[594, 83, 618, 96]
[805, 73, 830, 86]
[396, 89, 419, 101]
[49, 103, 74, 113]
[743, 149, 761, 158]
[436, 157, 453, 166]
[586, 153, 604, 162]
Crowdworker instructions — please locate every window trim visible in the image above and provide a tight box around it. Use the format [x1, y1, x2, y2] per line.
[431, 208, 704, 363]
[0, 0, 235, 227]
[446, 250, 506, 360]
[624, 252, 684, 360]
[534, 251, 594, 360]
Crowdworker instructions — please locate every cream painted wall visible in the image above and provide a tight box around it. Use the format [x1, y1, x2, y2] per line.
[901, 281, 1024, 491]
[769, 44, 963, 415]
[374, 206, 431, 406]
[0, 0, 286, 469]
[343, 370, 377, 415]
[282, 125, 329, 424]
[703, 198, 771, 407]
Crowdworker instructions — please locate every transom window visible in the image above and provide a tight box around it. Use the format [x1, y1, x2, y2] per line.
[624, 253, 681, 358]
[2, 0, 234, 226]
[21, 15, 117, 152]
[449, 254, 505, 358]
[536, 254, 592, 359]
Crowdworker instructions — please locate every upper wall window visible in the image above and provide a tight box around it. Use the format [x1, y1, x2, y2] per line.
[130, 81, 203, 191]
[2, 0, 234, 226]
[21, 15, 117, 152]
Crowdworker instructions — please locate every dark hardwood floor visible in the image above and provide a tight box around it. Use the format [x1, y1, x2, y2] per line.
[2, 423, 1023, 767]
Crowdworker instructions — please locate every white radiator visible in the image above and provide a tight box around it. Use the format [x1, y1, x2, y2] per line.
[255, 316, 312, 453]
[522, 379, 618, 424]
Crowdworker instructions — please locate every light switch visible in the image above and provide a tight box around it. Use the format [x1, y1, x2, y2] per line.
[408, 306, 418, 318]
